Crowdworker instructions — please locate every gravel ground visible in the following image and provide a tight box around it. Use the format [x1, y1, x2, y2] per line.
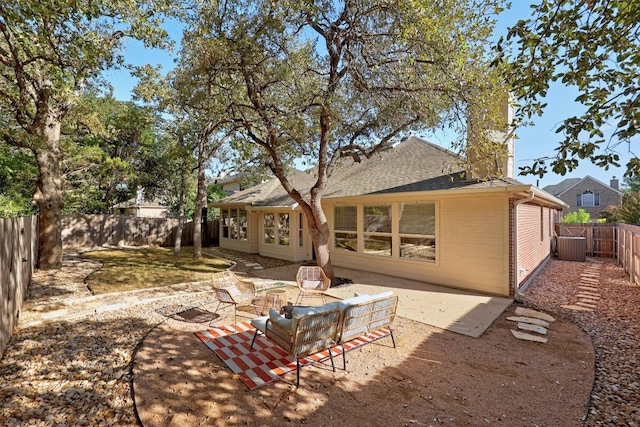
[0, 251, 638, 426]
[521, 259, 640, 426]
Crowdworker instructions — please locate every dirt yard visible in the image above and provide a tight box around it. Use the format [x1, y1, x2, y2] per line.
[134, 282, 595, 426]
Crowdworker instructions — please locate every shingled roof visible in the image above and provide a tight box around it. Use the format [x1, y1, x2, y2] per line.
[542, 178, 583, 196]
[214, 136, 528, 208]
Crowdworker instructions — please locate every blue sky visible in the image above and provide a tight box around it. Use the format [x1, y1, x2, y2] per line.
[103, 2, 630, 190]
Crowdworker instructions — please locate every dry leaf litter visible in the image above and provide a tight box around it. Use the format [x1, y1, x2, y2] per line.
[0, 250, 638, 426]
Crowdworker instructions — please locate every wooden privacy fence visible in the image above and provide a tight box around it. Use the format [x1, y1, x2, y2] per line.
[556, 222, 640, 286]
[555, 223, 616, 258]
[615, 224, 640, 286]
[0, 216, 38, 359]
[62, 214, 219, 248]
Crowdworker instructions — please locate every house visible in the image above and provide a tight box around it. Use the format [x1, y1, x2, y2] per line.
[210, 136, 567, 298]
[111, 194, 169, 218]
[543, 176, 622, 221]
[210, 173, 245, 195]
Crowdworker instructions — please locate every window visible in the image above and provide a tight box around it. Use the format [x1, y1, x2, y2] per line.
[334, 205, 357, 251]
[264, 213, 275, 244]
[222, 209, 230, 238]
[399, 202, 436, 262]
[263, 212, 290, 246]
[278, 213, 290, 246]
[577, 191, 599, 207]
[221, 208, 247, 240]
[239, 209, 247, 240]
[363, 204, 392, 256]
[230, 209, 238, 239]
[298, 213, 304, 247]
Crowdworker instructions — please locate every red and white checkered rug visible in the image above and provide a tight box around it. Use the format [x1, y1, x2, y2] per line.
[195, 321, 391, 390]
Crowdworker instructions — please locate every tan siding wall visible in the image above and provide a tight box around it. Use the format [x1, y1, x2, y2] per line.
[219, 237, 253, 253]
[249, 213, 260, 253]
[328, 194, 511, 296]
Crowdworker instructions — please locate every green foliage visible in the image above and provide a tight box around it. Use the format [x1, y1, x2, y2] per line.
[563, 208, 591, 224]
[0, 143, 37, 217]
[497, 1, 640, 178]
[622, 175, 640, 192]
[600, 190, 640, 224]
[184, 0, 507, 171]
[61, 92, 174, 214]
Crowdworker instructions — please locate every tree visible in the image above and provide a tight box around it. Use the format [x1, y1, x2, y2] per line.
[0, 142, 37, 217]
[186, 0, 506, 281]
[600, 191, 640, 224]
[134, 54, 238, 259]
[62, 92, 169, 214]
[498, 0, 640, 178]
[0, 0, 171, 268]
[563, 208, 590, 224]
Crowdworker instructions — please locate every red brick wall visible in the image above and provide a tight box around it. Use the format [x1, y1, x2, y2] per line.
[517, 203, 556, 290]
[557, 178, 622, 220]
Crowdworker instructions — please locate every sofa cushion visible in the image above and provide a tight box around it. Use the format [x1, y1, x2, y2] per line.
[269, 307, 293, 331]
[250, 315, 268, 333]
[290, 301, 339, 331]
[336, 291, 393, 311]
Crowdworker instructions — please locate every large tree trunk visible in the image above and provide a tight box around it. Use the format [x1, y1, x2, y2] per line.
[173, 169, 186, 257]
[192, 137, 207, 260]
[32, 119, 64, 270]
[305, 194, 335, 282]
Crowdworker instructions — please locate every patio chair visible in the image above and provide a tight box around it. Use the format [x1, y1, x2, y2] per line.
[295, 265, 331, 305]
[211, 271, 257, 323]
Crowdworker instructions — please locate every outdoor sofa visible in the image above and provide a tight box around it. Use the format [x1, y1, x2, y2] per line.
[250, 291, 398, 386]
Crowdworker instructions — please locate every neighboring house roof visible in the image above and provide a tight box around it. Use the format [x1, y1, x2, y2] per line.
[213, 136, 566, 208]
[111, 198, 167, 209]
[542, 178, 583, 197]
[543, 175, 623, 197]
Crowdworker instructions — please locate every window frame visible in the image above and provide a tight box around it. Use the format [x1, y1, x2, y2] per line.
[398, 201, 436, 263]
[334, 204, 358, 252]
[332, 201, 437, 262]
[221, 207, 248, 241]
[363, 203, 392, 257]
[263, 211, 291, 247]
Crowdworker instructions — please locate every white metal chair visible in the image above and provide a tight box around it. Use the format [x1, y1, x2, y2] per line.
[295, 266, 331, 305]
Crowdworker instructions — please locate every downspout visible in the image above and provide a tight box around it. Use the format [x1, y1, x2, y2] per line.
[513, 191, 535, 301]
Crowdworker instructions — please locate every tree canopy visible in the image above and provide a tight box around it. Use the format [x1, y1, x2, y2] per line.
[498, 0, 640, 178]
[0, 0, 172, 268]
[182, 0, 507, 278]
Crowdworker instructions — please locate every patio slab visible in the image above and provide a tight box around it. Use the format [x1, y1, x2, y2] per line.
[252, 264, 513, 338]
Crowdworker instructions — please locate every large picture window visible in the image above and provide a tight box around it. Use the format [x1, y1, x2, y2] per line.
[399, 202, 436, 262]
[263, 212, 290, 246]
[221, 208, 248, 241]
[334, 205, 357, 251]
[332, 201, 437, 262]
[363, 204, 392, 256]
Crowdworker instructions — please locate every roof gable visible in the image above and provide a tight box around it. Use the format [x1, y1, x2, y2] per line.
[214, 136, 531, 207]
[543, 175, 622, 197]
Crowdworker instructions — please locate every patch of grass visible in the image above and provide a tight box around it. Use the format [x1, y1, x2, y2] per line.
[82, 247, 233, 294]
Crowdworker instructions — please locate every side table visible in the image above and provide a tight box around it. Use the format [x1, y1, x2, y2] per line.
[260, 289, 288, 316]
